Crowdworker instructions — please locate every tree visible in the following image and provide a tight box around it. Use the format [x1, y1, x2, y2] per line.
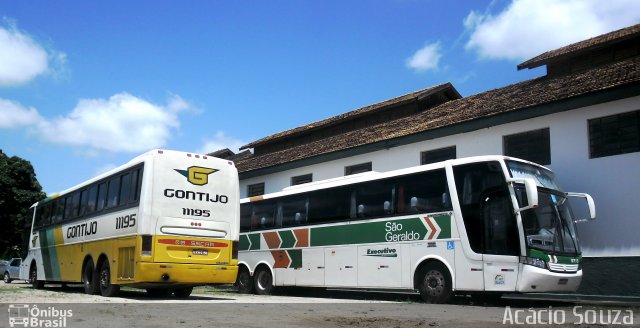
[0, 150, 45, 259]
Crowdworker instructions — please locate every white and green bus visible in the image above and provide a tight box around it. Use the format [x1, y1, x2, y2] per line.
[235, 156, 595, 303]
[19, 149, 240, 297]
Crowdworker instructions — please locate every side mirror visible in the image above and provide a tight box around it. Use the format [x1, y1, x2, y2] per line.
[507, 178, 539, 213]
[566, 192, 596, 222]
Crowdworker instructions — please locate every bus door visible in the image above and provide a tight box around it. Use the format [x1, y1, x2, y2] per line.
[480, 186, 520, 291]
[453, 162, 520, 292]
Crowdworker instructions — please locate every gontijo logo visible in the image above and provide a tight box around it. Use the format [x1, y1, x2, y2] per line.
[174, 166, 218, 186]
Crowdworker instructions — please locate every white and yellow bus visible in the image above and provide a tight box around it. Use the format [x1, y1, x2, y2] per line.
[19, 149, 239, 297]
[236, 156, 596, 303]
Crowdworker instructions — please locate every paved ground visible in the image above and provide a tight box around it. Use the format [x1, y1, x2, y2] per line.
[0, 281, 638, 327]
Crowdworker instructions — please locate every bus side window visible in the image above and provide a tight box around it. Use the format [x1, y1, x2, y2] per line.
[51, 199, 64, 223]
[97, 182, 108, 211]
[119, 172, 132, 205]
[36, 203, 52, 228]
[70, 192, 81, 219]
[397, 169, 450, 215]
[130, 168, 141, 202]
[78, 189, 89, 217]
[307, 187, 350, 224]
[107, 177, 120, 208]
[240, 204, 252, 232]
[281, 196, 308, 227]
[63, 195, 74, 220]
[252, 202, 276, 230]
[352, 180, 394, 219]
[86, 185, 98, 215]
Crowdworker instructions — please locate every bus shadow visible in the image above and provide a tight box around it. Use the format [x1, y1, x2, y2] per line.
[38, 284, 236, 302]
[268, 287, 575, 308]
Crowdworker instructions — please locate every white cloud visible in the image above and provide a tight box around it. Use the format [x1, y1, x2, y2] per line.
[465, 0, 640, 61]
[37, 93, 190, 153]
[406, 42, 442, 72]
[198, 131, 247, 154]
[0, 20, 64, 86]
[0, 98, 43, 128]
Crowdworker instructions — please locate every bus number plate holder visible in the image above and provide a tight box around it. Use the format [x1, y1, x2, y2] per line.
[193, 249, 208, 256]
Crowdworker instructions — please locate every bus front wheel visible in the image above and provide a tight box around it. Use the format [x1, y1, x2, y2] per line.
[235, 267, 254, 294]
[98, 261, 120, 297]
[253, 267, 273, 295]
[418, 262, 452, 304]
[30, 265, 44, 289]
[83, 261, 99, 295]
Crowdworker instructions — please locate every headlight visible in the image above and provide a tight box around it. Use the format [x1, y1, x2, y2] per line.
[520, 256, 546, 269]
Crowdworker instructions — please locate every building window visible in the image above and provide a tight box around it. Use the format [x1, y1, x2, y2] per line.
[589, 110, 640, 158]
[247, 183, 265, 197]
[345, 162, 372, 176]
[421, 146, 456, 165]
[503, 128, 551, 165]
[291, 174, 312, 186]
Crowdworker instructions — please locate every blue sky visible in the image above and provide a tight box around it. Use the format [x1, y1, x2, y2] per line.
[1, 0, 639, 194]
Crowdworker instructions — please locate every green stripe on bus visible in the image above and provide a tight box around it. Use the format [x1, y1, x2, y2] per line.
[287, 249, 302, 269]
[39, 230, 53, 279]
[239, 235, 250, 251]
[310, 216, 449, 247]
[248, 233, 261, 251]
[434, 214, 451, 239]
[279, 230, 296, 249]
[45, 228, 61, 281]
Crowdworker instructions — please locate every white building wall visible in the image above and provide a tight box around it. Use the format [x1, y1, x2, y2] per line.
[241, 96, 640, 257]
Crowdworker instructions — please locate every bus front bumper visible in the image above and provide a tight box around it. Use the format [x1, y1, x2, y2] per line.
[135, 262, 238, 284]
[516, 265, 582, 292]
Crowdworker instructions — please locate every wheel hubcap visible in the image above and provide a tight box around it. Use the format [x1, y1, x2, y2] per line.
[101, 268, 109, 287]
[425, 270, 444, 296]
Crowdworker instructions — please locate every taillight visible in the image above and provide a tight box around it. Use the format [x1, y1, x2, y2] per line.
[232, 240, 238, 260]
[142, 235, 152, 256]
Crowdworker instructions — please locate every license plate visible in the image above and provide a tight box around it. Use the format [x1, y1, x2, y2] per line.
[192, 249, 208, 255]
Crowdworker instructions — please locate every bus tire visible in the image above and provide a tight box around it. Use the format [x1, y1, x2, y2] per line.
[4, 272, 12, 283]
[30, 264, 44, 289]
[98, 261, 120, 297]
[83, 261, 99, 295]
[417, 262, 452, 304]
[235, 267, 254, 294]
[173, 287, 193, 298]
[253, 266, 273, 295]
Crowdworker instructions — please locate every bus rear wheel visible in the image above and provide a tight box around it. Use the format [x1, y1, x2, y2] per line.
[235, 267, 254, 294]
[418, 262, 452, 304]
[98, 261, 120, 297]
[83, 261, 99, 295]
[30, 265, 44, 289]
[253, 267, 273, 295]
[173, 287, 193, 298]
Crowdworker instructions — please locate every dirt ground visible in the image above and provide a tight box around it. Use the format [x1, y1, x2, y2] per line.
[0, 281, 638, 328]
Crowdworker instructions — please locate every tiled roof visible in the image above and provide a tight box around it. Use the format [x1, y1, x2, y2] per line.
[236, 56, 640, 173]
[518, 24, 640, 70]
[239, 83, 461, 150]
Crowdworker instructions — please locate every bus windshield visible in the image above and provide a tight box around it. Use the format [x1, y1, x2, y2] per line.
[519, 189, 581, 256]
[507, 160, 580, 256]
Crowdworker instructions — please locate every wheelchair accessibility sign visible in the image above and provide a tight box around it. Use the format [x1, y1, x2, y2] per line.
[447, 241, 455, 250]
